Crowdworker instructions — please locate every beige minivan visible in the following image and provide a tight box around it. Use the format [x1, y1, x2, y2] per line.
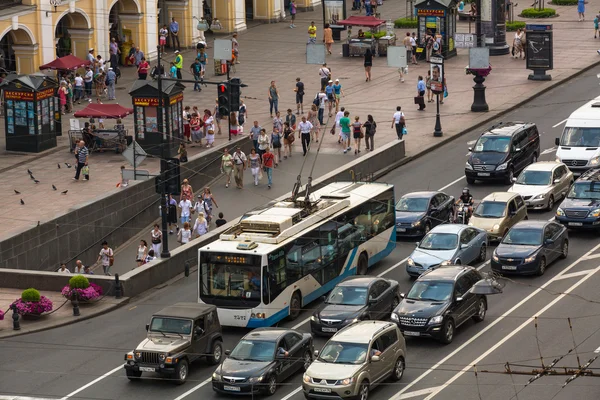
[303, 321, 406, 400]
[469, 192, 528, 241]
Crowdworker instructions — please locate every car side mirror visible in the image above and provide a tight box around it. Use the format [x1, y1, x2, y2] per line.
[400, 292, 405, 298]
[321, 295, 327, 302]
[515, 148, 521, 152]
[544, 238, 554, 245]
[314, 349, 320, 357]
[368, 298, 377, 305]
[146, 324, 149, 331]
[195, 327, 204, 336]
[456, 296, 464, 302]
[277, 352, 287, 359]
[555, 137, 560, 146]
[415, 241, 420, 247]
[371, 355, 381, 362]
[511, 177, 517, 182]
[554, 179, 561, 184]
[225, 350, 231, 356]
[468, 147, 473, 152]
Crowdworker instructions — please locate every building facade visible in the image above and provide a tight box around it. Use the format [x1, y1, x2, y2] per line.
[0, 0, 320, 74]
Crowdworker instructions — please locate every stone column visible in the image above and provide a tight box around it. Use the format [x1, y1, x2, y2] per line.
[296, 0, 319, 12]
[13, 44, 38, 74]
[254, 0, 285, 22]
[145, 0, 159, 60]
[120, 14, 144, 55]
[165, 1, 188, 48]
[38, 6, 55, 63]
[94, 0, 108, 60]
[212, 0, 246, 33]
[69, 28, 94, 59]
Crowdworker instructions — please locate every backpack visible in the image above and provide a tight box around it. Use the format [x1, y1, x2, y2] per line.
[313, 93, 320, 107]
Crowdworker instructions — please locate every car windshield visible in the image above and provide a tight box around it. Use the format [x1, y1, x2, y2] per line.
[229, 339, 276, 362]
[474, 201, 506, 218]
[396, 197, 429, 212]
[406, 281, 453, 302]
[473, 136, 510, 153]
[502, 228, 542, 245]
[560, 127, 600, 147]
[567, 182, 600, 200]
[419, 233, 458, 251]
[327, 286, 368, 306]
[319, 341, 369, 364]
[149, 317, 192, 335]
[516, 170, 552, 186]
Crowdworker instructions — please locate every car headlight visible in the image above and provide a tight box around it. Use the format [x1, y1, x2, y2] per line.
[212, 372, 222, 381]
[303, 374, 311, 383]
[533, 193, 546, 200]
[591, 208, 600, 218]
[344, 318, 359, 324]
[248, 376, 264, 384]
[524, 252, 539, 263]
[492, 253, 499, 262]
[158, 353, 166, 361]
[338, 377, 355, 385]
[412, 220, 421, 227]
[429, 315, 444, 324]
[465, 161, 473, 170]
[555, 157, 561, 162]
[556, 207, 565, 217]
[440, 260, 452, 266]
[468, 221, 473, 226]
[497, 161, 509, 171]
[310, 315, 318, 322]
[391, 313, 399, 321]
[492, 224, 500, 232]
[407, 258, 415, 267]
[589, 157, 600, 166]
[134, 351, 141, 359]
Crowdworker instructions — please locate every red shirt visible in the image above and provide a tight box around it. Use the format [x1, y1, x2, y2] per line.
[138, 61, 149, 74]
[262, 152, 275, 168]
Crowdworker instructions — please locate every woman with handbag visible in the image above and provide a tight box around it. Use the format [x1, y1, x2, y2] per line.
[97, 241, 114, 276]
[352, 116, 363, 155]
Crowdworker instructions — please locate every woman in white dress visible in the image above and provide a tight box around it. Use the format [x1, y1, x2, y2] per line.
[136, 240, 148, 267]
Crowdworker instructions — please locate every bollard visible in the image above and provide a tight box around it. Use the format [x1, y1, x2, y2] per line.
[72, 291, 80, 317]
[10, 304, 20, 331]
[184, 262, 190, 278]
[115, 273, 122, 299]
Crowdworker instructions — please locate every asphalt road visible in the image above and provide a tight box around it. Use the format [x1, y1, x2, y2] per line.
[2, 68, 600, 400]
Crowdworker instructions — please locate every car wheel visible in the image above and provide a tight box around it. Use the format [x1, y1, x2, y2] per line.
[126, 370, 142, 381]
[547, 195, 555, 211]
[264, 375, 277, 396]
[466, 177, 475, 184]
[504, 168, 514, 185]
[560, 240, 569, 259]
[175, 359, 189, 385]
[536, 256, 547, 276]
[206, 340, 223, 365]
[454, 259, 461, 265]
[478, 244, 487, 262]
[391, 296, 400, 313]
[358, 381, 369, 400]
[390, 356, 405, 382]
[440, 319, 455, 344]
[472, 298, 487, 322]
[357, 253, 368, 275]
[288, 292, 302, 321]
[302, 350, 313, 372]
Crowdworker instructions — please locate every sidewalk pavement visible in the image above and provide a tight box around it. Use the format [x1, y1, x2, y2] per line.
[1, 1, 599, 246]
[0, 288, 129, 338]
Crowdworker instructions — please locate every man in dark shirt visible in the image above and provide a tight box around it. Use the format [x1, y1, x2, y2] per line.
[215, 212, 227, 227]
[190, 59, 202, 91]
[295, 77, 304, 115]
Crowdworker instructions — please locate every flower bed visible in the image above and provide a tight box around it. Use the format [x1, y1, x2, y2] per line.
[394, 18, 418, 29]
[466, 65, 493, 77]
[520, 7, 557, 18]
[11, 296, 53, 315]
[506, 21, 526, 31]
[61, 275, 103, 301]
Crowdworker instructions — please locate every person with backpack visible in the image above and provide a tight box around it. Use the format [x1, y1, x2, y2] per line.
[363, 114, 377, 151]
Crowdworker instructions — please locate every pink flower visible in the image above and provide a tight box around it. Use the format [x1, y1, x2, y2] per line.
[11, 296, 53, 315]
[0, 310, 4, 320]
[61, 285, 101, 301]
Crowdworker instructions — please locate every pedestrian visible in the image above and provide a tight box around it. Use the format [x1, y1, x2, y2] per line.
[106, 68, 116, 100]
[319, 63, 330, 91]
[134, 47, 144, 67]
[238, 100, 247, 128]
[87, 48, 97, 72]
[190, 58, 202, 91]
[181, 178, 194, 201]
[273, 110, 283, 133]
[58, 263, 70, 274]
[513, 28, 524, 59]
[202, 187, 218, 222]
[283, 121, 295, 158]
[168, 193, 178, 234]
[212, 99, 222, 134]
[325, 80, 335, 117]
[110, 37, 120, 61]
[364, 48, 373, 82]
[578, 0, 586, 21]
[177, 222, 192, 244]
[145, 249, 156, 263]
[411, 32, 418, 64]
[426, 70, 433, 103]
[221, 147, 234, 188]
[190, 112, 202, 144]
[294, 77, 305, 114]
[179, 195, 192, 225]
[97, 241, 114, 276]
[74, 260, 85, 274]
[73, 140, 88, 181]
[268, 80, 279, 117]
[230, 112, 239, 136]
[262, 147, 275, 189]
[335, 106, 345, 142]
[250, 121, 261, 151]
[323, 23, 334, 54]
[286, 108, 297, 130]
[59, 82, 67, 114]
[425, 30, 434, 62]
[215, 212, 227, 227]
[159, 24, 168, 54]
[193, 212, 209, 237]
[137, 239, 149, 267]
[83, 66, 93, 99]
[364, 114, 376, 151]
[392, 106, 406, 140]
[403, 33, 413, 66]
[258, 128, 270, 158]
[170, 17, 180, 49]
[74, 73, 84, 103]
[317, 88, 327, 128]
[232, 32, 240, 64]
[168, 61, 177, 78]
[84, 265, 94, 275]
[137, 57, 149, 79]
[308, 21, 317, 44]
[183, 106, 191, 142]
[298, 115, 313, 156]
[333, 79, 344, 112]
[233, 146, 247, 189]
[595, 13, 599, 38]
[248, 148, 262, 186]
[197, 47, 207, 81]
[352, 116, 363, 154]
[174, 50, 183, 79]
[178, 142, 188, 162]
[289, 0, 297, 28]
[308, 103, 320, 142]
[271, 127, 282, 165]
[206, 128, 215, 148]
[416, 75, 426, 111]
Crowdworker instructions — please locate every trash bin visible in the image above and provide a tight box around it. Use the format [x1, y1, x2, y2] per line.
[214, 59, 226, 76]
[342, 43, 350, 57]
[332, 28, 342, 41]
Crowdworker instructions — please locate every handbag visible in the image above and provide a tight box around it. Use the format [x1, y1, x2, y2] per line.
[288, 133, 295, 144]
[82, 166, 89, 175]
[444, 88, 449, 98]
[402, 127, 408, 135]
[330, 125, 336, 135]
[359, 130, 364, 139]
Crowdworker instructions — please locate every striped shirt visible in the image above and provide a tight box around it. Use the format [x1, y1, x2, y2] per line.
[77, 146, 89, 164]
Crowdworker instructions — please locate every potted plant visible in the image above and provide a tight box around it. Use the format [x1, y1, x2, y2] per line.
[11, 288, 53, 318]
[61, 275, 103, 302]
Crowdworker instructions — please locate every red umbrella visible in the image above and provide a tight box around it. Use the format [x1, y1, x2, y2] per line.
[74, 103, 134, 119]
[40, 55, 91, 71]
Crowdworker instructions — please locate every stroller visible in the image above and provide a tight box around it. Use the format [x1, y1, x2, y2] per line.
[150, 65, 165, 81]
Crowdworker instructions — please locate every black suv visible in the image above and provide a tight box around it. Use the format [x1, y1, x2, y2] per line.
[556, 168, 600, 230]
[465, 122, 541, 184]
[391, 266, 486, 344]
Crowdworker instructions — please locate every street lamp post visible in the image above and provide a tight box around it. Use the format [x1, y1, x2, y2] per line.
[156, 45, 170, 259]
[430, 55, 444, 137]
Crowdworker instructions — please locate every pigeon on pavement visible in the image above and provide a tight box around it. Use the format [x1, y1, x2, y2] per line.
[61, 190, 68, 195]
[20, 199, 24, 205]
[14, 189, 20, 194]
[52, 185, 57, 191]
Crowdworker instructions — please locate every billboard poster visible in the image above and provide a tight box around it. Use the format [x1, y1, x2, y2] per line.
[323, 0, 345, 29]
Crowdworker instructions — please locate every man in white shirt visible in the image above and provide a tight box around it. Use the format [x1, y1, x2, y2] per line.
[318, 63, 330, 90]
[179, 197, 192, 224]
[233, 147, 247, 189]
[83, 66, 93, 100]
[298, 116, 313, 156]
[317, 88, 327, 126]
[410, 33, 418, 65]
[74, 74, 84, 104]
[391, 106, 406, 140]
[335, 107, 345, 143]
[74, 260, 85, 274]
[58, 263, 71, 274]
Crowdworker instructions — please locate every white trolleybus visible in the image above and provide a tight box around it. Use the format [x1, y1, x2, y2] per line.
[198, 181, 396, 328]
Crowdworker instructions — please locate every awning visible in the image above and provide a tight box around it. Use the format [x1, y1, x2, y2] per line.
[74, 103, 134, 119]
[336, 16, 387, 27]
[40, 55, 91, 71]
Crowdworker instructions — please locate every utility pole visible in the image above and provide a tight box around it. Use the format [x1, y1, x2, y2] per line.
[156, 45, 170, 258]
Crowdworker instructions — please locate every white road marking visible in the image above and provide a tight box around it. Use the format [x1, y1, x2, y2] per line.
[422, 264, 600, 400]
[280, 386, 303, 400]
[398, 386, 444, 399]
[476, 260, 490, 271]
[388, 241, 600, 400]
[541, 146, 557, 155]
[552, 119, 567, 128]
[172, 378, 211, 400]
[465, 152, 471, 157]
[0, 396, 60, 400]
[553, 269, 595, 280]
[582, 253, 600, 261]
[594, 346, 600, 354]
[439, 176, 465, 192]
[60, 365, 122, 400]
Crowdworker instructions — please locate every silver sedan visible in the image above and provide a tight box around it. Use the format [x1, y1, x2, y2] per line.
[508, 161, 574, 211]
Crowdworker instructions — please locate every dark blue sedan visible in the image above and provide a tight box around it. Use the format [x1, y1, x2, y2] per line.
[395, 191, 455, 237]
[491, 220, 569, 276]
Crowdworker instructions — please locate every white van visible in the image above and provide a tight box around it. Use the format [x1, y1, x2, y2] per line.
[555, 96, 600, 175]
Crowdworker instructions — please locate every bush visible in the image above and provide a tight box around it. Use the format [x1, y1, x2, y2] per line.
[520, 7, 557, 18]
[506, 21, 526, 31]
[69, 274, 90, 289]
[363, 31, 389, 39]
[21, 288, 41, 302]
[394, 17, 418, 29]
[550, 0, 577, 5]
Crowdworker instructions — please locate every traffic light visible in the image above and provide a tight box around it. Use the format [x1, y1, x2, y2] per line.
[230, 78, 241, 109]
[155, 158, 181, 195]
[217, 83, 229, 116]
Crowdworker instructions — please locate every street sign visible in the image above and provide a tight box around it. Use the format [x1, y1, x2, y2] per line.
[122, 140, 147, 167]
[469, 47, 490, 69]
[214, 39, 232, 61]
[454, 33, 475, 48]
[387, 46, 407, 68]
[306, 44, 326, 65]
[526, 24, 553, 81]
